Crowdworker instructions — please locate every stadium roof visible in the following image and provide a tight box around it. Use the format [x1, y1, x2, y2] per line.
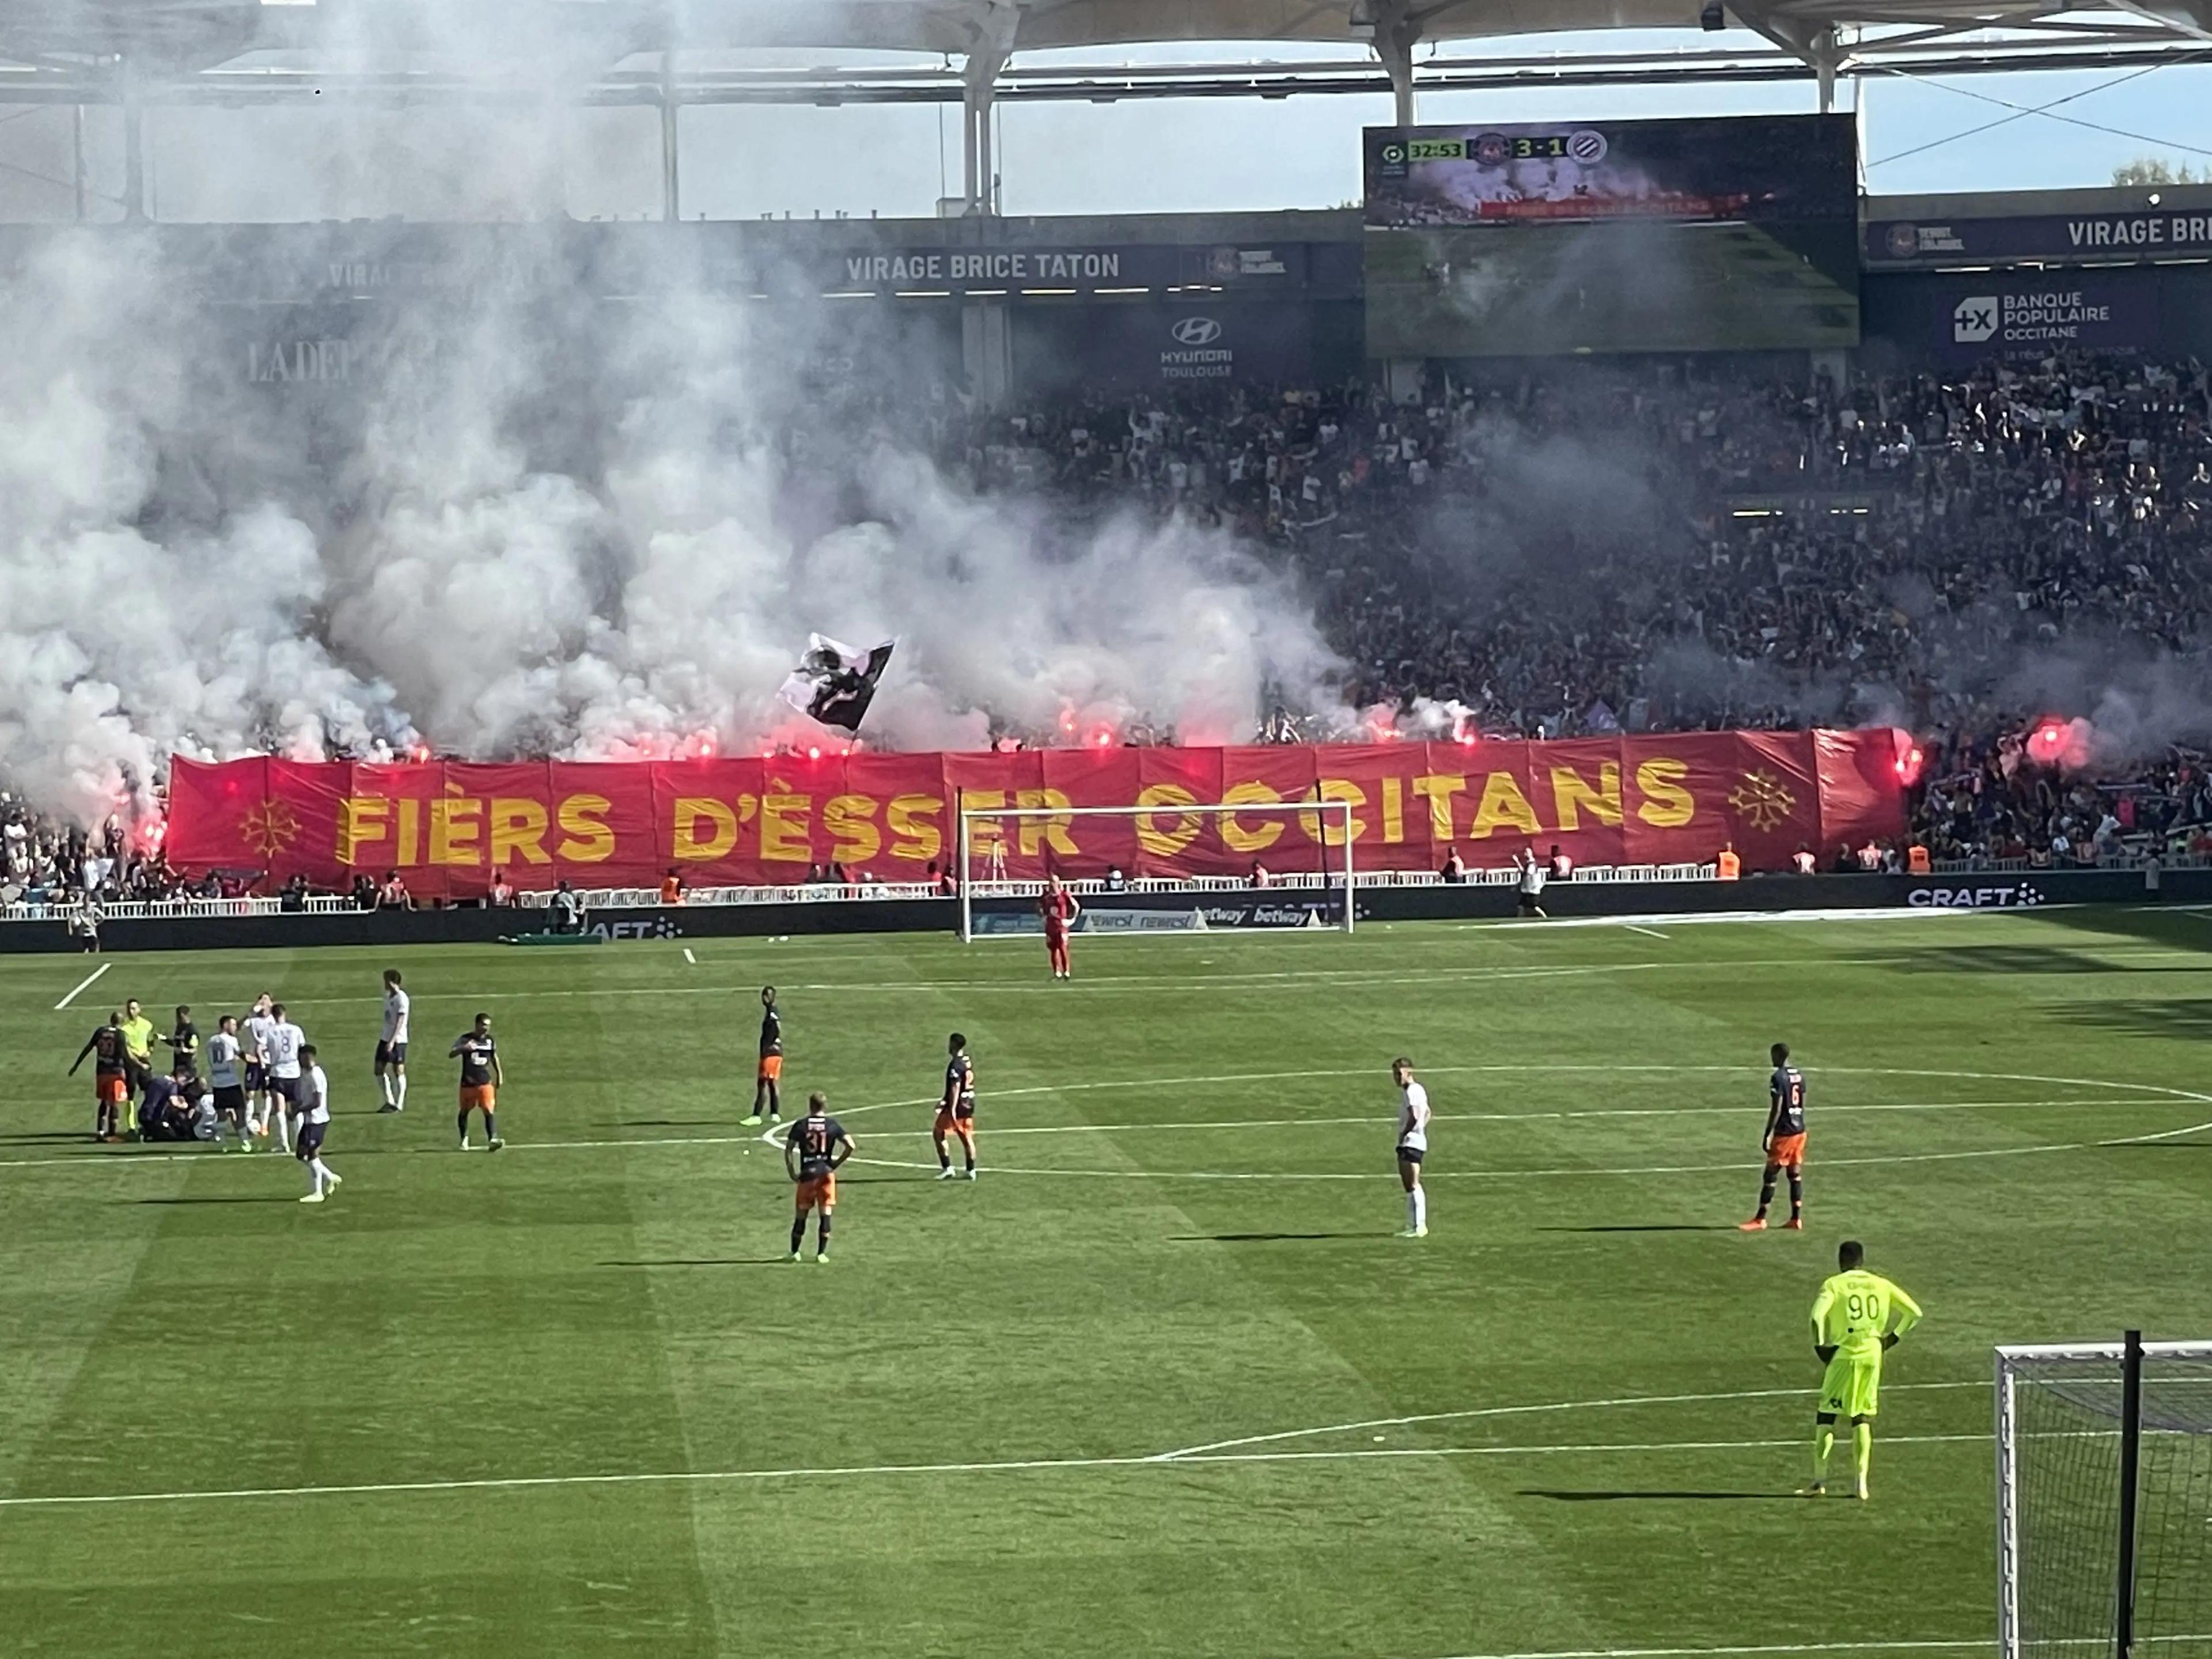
[0, 0, 2205, 74]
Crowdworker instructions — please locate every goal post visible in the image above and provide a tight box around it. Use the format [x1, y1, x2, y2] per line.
[1996, 1336, 2212, 1659]
[955, 800, 1357, 942]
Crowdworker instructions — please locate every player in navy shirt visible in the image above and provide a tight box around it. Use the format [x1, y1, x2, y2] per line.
[1741, 1041, 1809, 1232]
[934, 1032, 978, 1181]
[783, 1092, 855, 1262]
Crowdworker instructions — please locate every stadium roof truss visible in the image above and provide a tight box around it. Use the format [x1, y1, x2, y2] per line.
[0, 0, 2206, 215]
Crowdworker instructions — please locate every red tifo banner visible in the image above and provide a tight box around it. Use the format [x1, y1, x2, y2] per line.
[165, 731, 1910, 900]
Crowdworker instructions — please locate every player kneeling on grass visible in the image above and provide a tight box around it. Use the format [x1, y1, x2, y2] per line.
[1804, 1240, 1922, 1500]
[450, 1013, 504, 1152]
[1393, 1057, 1430, 1238]
[785, 1092, 855, 1263]
[1741, 1041, 1808, 1232]
[296, 1045, 343, 1204]
[935, 1032, 978, 1180]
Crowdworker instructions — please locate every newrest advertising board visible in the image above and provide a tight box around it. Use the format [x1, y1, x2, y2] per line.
[1362, 115, 1859, 358]
[167, 732, 1906, 900]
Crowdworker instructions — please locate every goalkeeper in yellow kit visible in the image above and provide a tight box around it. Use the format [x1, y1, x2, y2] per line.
[1804, 1238, 1923, 1501]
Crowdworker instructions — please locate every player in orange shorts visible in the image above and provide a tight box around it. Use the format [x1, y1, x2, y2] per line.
[448, 1011, 505, 1152]
[934, 1032, 978, 1181]
[744, 986, 782, 1127]
[785, 1091, 855, 1262]
[69, 1010, 132, 1142]
[1741, 1041, 1807, 1232]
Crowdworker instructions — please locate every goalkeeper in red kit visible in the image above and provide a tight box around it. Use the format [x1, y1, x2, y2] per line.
[1040, 874, 1080, 980]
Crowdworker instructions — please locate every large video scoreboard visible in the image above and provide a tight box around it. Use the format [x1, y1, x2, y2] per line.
[1363, 114, 1861, 358]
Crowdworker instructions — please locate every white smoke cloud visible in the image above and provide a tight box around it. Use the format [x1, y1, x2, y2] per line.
[0, 36, 1346, 825]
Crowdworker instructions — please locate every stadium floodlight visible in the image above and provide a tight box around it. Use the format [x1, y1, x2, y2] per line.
[954, 800, 1357, 942]
[1995, 1334, 2212, 1659]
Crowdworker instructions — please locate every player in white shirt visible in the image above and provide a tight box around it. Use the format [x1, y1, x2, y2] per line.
[241, 993, 278, 1141]
[294, 1046, 342, 1203]
[261, 1002, 306, 1154]
[1393, 1056, 1431, 1238]
[206, 1014, 253, 1150]
[376, 968, 411, 1112]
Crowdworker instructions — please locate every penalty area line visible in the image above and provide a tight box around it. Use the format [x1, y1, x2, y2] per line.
[54, 960, 111, 1012]
[0, 1430, 1993, 1512]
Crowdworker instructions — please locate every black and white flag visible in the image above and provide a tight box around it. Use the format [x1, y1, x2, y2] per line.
[779, 635, 895, 732]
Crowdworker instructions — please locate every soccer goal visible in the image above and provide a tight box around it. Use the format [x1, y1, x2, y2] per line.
[955, 800, 1357, 943]
[1997, 1335, 2212, 1659]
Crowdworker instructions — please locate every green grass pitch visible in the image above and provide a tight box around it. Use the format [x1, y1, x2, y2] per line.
[4, 907, 2210, 1657]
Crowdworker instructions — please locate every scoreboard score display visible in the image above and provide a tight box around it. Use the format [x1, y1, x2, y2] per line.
[1363, 113, 1861, 357]
[1363, 115, 1857, 228]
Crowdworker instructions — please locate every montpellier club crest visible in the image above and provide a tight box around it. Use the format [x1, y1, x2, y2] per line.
[240, 797, 304, 859]
[1726, 769, 1797, 832]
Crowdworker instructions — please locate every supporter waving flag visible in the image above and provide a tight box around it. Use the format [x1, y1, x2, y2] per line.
[778, 635, 896, 733]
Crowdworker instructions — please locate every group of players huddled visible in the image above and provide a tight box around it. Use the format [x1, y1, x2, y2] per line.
[67, 969, 506, 1203]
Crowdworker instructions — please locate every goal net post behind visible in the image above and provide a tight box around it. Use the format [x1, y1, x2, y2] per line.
[956, 801, 1356, 943]
[1997, 1335, 2212, 1659]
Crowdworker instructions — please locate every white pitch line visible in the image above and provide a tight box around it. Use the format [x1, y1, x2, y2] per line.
[7, 1063, 2206, 1176]
[872, 1099, 2175, 1139]
[845, 1119, 2212, 1184]
[1419, 1639, 2212, 1659]
[1431, 1645, 1977, 1659]
[52, 960, 111, 1012]
[1152, 1379, 1987, 1461]
[0, 1430, 1993, 1513]
[1625, 925, 1670, 941]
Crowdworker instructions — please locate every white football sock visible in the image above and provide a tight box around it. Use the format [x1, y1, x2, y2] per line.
[394, 1074, 407, 1109]
[312, 1158, 337, 1188]
[275, 1108, 291, 1153]
[380, 1074, 393, 1106]
[1412, 1186, 1427, 1231]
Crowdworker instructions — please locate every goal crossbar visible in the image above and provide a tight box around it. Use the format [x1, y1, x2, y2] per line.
[956, 800, 1356, 942]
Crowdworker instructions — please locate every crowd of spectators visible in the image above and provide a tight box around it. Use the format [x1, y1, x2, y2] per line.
[11, 349, 2211, 889]
[913, 348, 2212, 865]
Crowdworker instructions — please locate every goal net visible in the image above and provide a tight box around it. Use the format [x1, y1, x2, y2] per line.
[1998, 1338, 2212, 1659]
[955, 801, 1356, 942]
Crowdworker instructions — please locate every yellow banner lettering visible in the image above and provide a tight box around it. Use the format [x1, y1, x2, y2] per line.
[1550, 763, 1623, 831]
[1411, 774, 1467, 842]
[824, 794, 882, 865]
[1635, 759, 1696, 828]
[1014, 788, 1080, 858]
[336, 797, 389, 867]
[429, 790, 484, 867]
[672, 797, 738, 862]
[1135, 782, 1200, 857]
[758, 782, 812, 865]
[887, 794, 942, 863]
[1218, 780, 1284, 853]
[488, 798, 550, 866]
[1297, 779, 1368, 846]
[556, 794, 615, 863]
[1467, 771, 1542, 840]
